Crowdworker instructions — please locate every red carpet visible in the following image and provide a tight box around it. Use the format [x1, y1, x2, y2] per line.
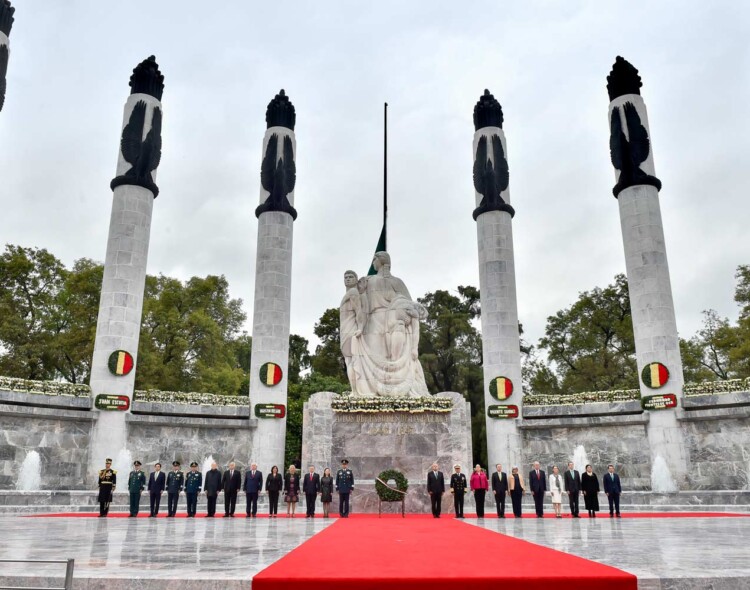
[252, 518, 637, 590]
[24, 511, 750, 518]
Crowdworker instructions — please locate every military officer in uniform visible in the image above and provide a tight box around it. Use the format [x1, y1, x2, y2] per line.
[127, 460, 146, 517]
[450, 463, 467, 518]
[166, 460, 184, 517]
[335, 459, 354, 518]
[185, 461, 203, 517]
[97, 458, 117, 517]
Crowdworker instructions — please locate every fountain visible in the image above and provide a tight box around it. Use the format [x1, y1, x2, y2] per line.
[115, 448, 133, 474]
[16, 450, 42, 491]
[572, 445, 590, 470]
[651, 454, 678, 493]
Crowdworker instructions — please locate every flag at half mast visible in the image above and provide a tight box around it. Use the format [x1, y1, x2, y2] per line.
[368, 102, 388, 276]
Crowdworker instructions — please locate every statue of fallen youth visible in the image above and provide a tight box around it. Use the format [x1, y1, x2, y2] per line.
[339, 252, 429, 397]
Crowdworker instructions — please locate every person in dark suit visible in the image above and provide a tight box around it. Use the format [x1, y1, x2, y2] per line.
[603, 464, 622, 518]
[491, 463, 509, 518]
[302, 465, 320, 518]
[203, 461, 222, 517]
[426, 463, 445, 518]
[529, 461, 547, 518]
[166, 461, 184, 517]
[335, 459, 354, 517]
[147, 462, 165, 517]
[222, 461, 242, 517]
[450, 464, 467, 518]
[266, 465, 283, 517]
[509, 466, 525, 517]
[243, 462, 263, 518]
[581, 464, 600, 517]
[564, 461, 581, 518]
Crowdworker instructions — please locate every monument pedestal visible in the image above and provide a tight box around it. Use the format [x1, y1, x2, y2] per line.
[302, 391, 472, 513]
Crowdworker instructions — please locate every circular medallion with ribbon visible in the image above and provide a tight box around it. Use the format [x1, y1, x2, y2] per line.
[489, 376, 514, 400]
[108, 350, 134, 376]
[641, 362, 669, 389]
[260, 362, 283, 386]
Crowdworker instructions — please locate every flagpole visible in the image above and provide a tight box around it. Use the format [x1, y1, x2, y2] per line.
[383, 102, 388, 251]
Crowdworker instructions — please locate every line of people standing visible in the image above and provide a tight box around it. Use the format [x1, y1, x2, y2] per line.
[106, 457, 356, 518]
[425, 461, 623, 519]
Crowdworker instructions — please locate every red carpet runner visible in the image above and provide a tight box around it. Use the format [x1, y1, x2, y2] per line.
[252, 518, 637, 590]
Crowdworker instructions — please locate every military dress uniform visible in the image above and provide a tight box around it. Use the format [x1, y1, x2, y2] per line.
[184, 463, 203, 517]
[450, 468, 467, 518]
[97, 460, 117, 517]
[166, 462, 185, 517]
[127, 462, 147, 517]
[335, 460, 355, 518]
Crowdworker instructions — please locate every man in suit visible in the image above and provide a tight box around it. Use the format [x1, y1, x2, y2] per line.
[450, 464, 467, 518]
[603, 464, 622, 517]
[302, 465, 320, 518]
[243, 462, 263, 518]
[491, 463, 509, 518]
[203, 461, 222, 517]
[335, 459, 354, 518]
[564, 461, 582, 518]
[222, 461, 241, 517]
[184, 462, 202, 518]
[426, 463, 445, 518]
[147, 462, 165, 517]
[127, 460, 146, 517]
[529, 461, 547, 518]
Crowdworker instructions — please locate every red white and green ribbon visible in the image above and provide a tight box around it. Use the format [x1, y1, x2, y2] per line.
[489, 376, 513, 400]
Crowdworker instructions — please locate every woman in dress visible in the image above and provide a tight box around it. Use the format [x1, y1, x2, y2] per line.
[470, 464, 489, 518]
[509, 466, 525, 518]
[265, 465, 283, 517]
[581, 464, 600, 518]
[548, 465, 564, 518]
[284, 464, 300, 517]
[320, 468, 334, 518]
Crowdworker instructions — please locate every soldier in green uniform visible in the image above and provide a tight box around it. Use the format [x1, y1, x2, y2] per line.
[166, 460, 184, 517]
[128, 460, 146, 517]
[184, 461, 203, 517]
[450, 463, 467, 518]
[97, 458, 117, 517]
[335, 458, 354, 518]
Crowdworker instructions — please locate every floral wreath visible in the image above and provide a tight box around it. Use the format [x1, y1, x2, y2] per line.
[375, 469, 409, 502]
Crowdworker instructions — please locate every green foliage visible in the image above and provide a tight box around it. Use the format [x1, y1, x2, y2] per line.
[536, 274, 637, 393]
[310, 307, 347, 381]
[375, 469, 408, 502]
[288, 334, 311, 384]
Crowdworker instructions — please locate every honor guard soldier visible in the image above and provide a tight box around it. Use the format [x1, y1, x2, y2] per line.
[185, 461, 203, 517]
[166, 460, 184, 517]
[97, 458, 117, 517]
[335, 459, 354, 518]
[128, 460, 146, 517]
[450, 463, 467, 518]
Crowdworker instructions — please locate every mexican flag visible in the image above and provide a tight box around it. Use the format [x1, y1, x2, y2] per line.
[642, 362, 669, 389]
[260, 362, 283, 386]
[490, 376, 513, 400]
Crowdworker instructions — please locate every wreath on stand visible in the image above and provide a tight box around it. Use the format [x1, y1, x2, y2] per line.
[375, 469, 409, 502]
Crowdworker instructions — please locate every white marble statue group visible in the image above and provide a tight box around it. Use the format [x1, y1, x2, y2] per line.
[339, 252, 429, 397]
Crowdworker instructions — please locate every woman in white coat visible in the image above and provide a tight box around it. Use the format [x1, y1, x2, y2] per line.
[548, 465, 564, 518]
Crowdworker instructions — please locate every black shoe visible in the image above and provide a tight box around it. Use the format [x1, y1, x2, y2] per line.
[616, 514, 621, 518]
[223, 514, 229, 517]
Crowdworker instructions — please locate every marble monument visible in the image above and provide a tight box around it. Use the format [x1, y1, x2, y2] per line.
[341, 252, 429, 397]
[0, 0, 14, 113]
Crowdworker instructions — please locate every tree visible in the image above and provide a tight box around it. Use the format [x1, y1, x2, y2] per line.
[0, 245, 66, 380]
[537, 274, 637, 393]
[310, 307, 347, 383]
[288, 334, 311, 384]
[728, 265, 750, 378]
[680, 310, 735, 381]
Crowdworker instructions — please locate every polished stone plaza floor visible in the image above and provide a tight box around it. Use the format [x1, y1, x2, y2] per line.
[0, 515, 748, 589]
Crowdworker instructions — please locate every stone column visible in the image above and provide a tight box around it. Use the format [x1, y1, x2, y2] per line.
[89, 56, 164, 474]
[607, 56, 688, 489]
[0, 0, 15, 113]
[472, 90, 523, 471]
[248, 90, 297, 472]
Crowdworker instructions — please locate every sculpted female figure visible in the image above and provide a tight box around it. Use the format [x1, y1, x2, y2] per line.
[340, 252, 429, 397]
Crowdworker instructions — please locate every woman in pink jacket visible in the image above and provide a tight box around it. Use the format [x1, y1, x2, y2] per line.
[470, 464, 489, 517]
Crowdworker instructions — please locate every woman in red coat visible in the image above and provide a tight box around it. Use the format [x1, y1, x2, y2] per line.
[470, 464, 489, 517]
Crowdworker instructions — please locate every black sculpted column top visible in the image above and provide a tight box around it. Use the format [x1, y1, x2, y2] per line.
[0, 0, 16, 112]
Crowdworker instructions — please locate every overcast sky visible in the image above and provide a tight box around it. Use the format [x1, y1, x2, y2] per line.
[0, 1, 748, 356]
